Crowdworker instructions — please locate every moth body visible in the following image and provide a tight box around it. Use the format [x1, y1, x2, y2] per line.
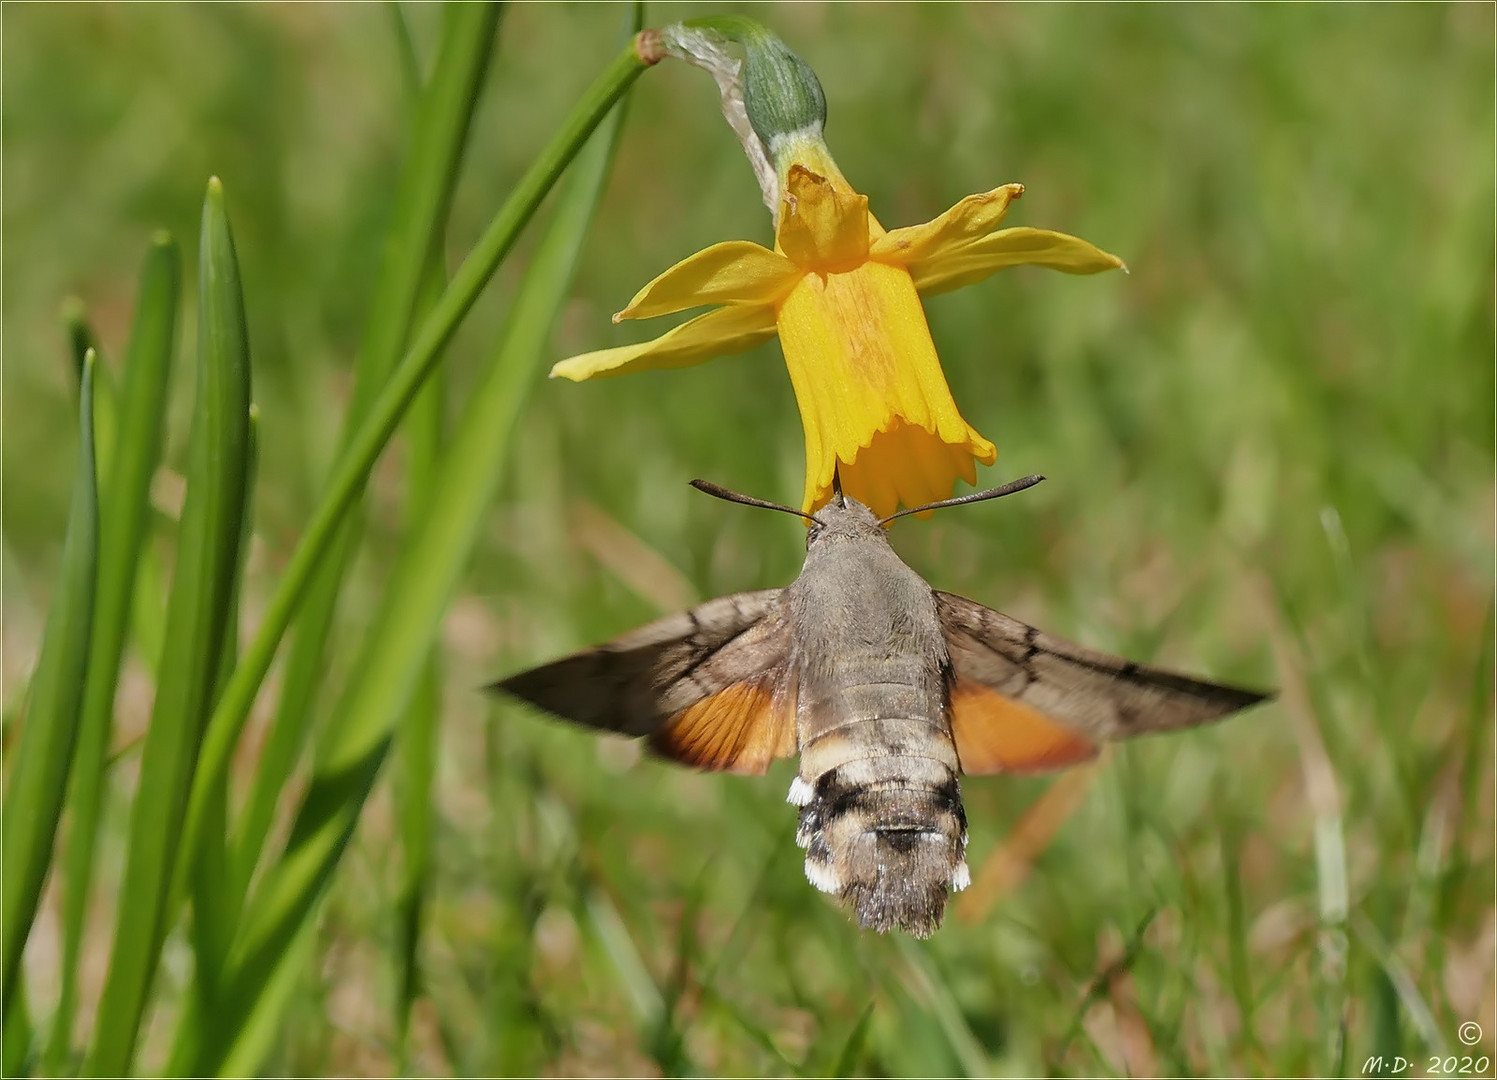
[492, 488, 1271, 938]
[786, 498, 967, 936]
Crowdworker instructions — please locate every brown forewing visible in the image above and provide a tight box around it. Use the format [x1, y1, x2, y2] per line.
[935, 591, 1270, 769]
[495, 589, 798, 774]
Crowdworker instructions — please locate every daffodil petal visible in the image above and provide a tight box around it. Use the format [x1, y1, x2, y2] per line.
[776, 165, 871, 271]
[910, 227, 1125, 297]
[551, 304, 779, 381]
[615, 241, 801, 321]
[867, 183, 1025, 266]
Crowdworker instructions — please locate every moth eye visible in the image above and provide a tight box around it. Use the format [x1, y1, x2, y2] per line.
[805, 524, 823, 547]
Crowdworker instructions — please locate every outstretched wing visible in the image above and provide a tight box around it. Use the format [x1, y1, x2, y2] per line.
[491, 589, 797, 775]
[935, 591, 1270, 775]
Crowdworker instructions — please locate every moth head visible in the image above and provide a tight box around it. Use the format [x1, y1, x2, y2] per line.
[804, 477, 883, 546]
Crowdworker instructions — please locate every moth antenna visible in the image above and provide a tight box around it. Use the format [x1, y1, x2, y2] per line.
[832, 466, 846, 508]
[878, 474, 1046, 526]
[690, 479, 823, 526]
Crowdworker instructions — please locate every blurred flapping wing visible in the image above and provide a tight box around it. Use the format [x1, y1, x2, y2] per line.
[935, 591, 1270, 775]
[492, 589, 797, 774]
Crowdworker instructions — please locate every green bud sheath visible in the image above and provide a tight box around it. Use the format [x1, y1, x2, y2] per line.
[682, 16, 828, 159]
[741, 34, 826, 150]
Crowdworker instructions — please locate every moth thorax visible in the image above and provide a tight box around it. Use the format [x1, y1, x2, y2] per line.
[793, 756, 969, 938]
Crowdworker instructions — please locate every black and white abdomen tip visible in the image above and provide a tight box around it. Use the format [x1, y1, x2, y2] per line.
[789, 757, 968, 937]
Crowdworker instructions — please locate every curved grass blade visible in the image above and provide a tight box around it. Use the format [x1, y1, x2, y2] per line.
[390, 27, 451, 1051]
[61, 297, 99, 387]
[829, 1004, 876, 1078]
[228, 0, 501, 896]
[357, 2, 501, 427]
[702, 984, 806, 1077]
[393, 243, 449, 1062]
[198, 26, 639, 1070]
[161, 908, 318, 1078]
[0, 349, 99, 1006]
[589, 888, 665, 1032]
[1438, 604, 1494, 929]
[61, 299, 119, 481]
[647, 860, 714, 1075]
[1057, 908, 1159, 1067]
[222, 1, 502, 917]
[894, 935, 993, 1079]
[190, 405, 260, 1014]
[4, 978, 31, 1077]
[225, 2, 484, 1007]
[84, 179, 253, 1078]
[214, 917, 318, 1078]
[45, 233, 181, 1074]
[174, 30, 651, 986]
[1351, 913, 1444, 1055]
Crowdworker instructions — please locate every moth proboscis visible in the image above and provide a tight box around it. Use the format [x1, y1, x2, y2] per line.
[490, 475, 1271, 937]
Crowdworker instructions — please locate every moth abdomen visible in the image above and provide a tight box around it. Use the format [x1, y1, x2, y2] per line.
[838, 826, 964, 938]
[794, 753, 969, 938]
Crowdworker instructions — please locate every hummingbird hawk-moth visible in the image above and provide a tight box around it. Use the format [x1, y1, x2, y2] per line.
[491, 475, 1270, 937]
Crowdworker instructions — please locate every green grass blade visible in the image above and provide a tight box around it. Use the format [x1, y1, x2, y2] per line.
[61, 297, 99, 387]
[389, 25, 453, 1037]
[0, 349, 99, 1005]
[828, 1004, 875, 1078]
[160, 906, 317, 1079]
[4, 977, 32, 1077]
[704, 984, 805, 1077]
[60, 300, 118, 481]
[190, 406, 260, 1011]
[389, 0, 424, 98]
[1352, 913, 1445, 1055]
[175, 31, 650, 979]
[199, 35, 637, 1070]
[588, 890, 665, 1036]
[221, 566, 334, 894]
[393, 243, 448, 1060]
[1439, 604, 1494, 929]
[127, 524, 169, 671]
[1220, 819, 1259, 1053]
[188, 771, 233, 1015]
[214, 917, 319, 1078]
[46, 233, 181, 1075]
[216, 0, 499, 908]
[355, 1, 501, 426]
[894, 937, 992, 1079]
[84, 179, 253, 1077]
[394, 656, 441, 1054]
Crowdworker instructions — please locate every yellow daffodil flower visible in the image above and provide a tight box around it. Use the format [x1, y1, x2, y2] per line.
[553, 27, 1124, 516]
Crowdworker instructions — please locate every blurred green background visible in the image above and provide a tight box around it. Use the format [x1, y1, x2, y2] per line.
[4, 4, 1492, 1075]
